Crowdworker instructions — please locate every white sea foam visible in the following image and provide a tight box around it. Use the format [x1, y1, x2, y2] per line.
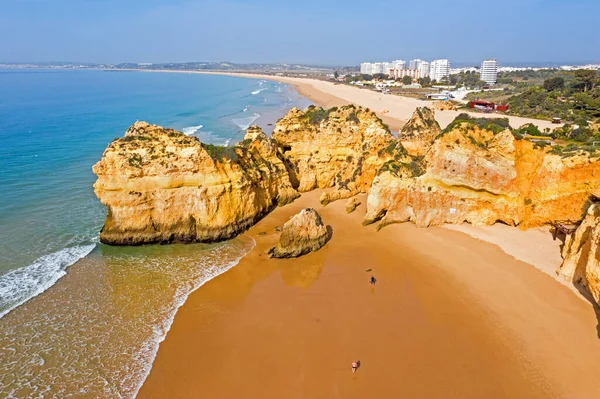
[243, 105, 249, 112]
[232, 113, 260, 130]
[0, 244, 96, 319]
[251, 88, 267, 95]
[182, 124, 203, 136]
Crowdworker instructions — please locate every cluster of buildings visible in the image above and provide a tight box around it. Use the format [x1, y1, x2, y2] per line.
[360, 59, 451, 82]
[359, 58, 500, 85]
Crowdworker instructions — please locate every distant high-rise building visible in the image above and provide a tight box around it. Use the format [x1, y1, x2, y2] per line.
[382, 62, 395, 75]
[480, 59, 498, 85]
[430, 59, 450, 82]
[371, 63, 384, 74]
[409, 59, 422, 70]
[393, 60, 406, 70]
[360, 62, 372, 75]
[418, 61, 430, 79]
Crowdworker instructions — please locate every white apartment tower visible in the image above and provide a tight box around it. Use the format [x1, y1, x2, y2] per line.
[371, 63, 384, 74]
[429, 59, 450, 82]
[382, 62, 395, 75]
[393, 60, 406, 70]
[418, 61, 430, 79]
[480, 59, 498, 85]
[360, 62, 372, 75]
[408, 59, 422, 70]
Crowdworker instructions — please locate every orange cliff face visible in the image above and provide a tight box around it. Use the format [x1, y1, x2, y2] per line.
[364, 113, 600, 229]
[558, 203, 600, 305]
[92, 122, 298, 245]
[272, 105, 395, 204]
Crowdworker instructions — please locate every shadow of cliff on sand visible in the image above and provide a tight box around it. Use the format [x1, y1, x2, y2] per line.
[573, 283, 600, 339]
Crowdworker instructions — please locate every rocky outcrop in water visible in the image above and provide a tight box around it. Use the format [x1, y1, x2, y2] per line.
[273, 105, 395, 205]
[93, 122, 298, 245]
[269, 208, 331, 258]
[365, 113, 600, 229]
[558, 203, 600, 305]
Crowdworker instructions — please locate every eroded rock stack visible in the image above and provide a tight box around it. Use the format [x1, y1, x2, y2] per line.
[272, 105, 395, 205]
[93, 122, 298, 245]
[269, 208, 331, 258]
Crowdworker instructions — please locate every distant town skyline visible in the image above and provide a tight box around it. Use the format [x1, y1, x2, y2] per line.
[1, 0, 598, 65]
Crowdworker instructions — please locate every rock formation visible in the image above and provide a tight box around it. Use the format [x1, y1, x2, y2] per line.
[365, 113, 600, 229]
[272, 105, 395, 205]
[346, 197, 361, 214]
[397, 107, 441, 157]
[93, 122, 298, 245]
[557, 203, 600, 305]
[269, 208, 331, 258]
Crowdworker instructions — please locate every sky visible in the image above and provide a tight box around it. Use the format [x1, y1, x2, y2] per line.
[0, 0, 598, 66]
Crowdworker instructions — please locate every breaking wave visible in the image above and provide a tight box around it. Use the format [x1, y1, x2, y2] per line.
[0, 244, 96, 319]
[182, 125, 203, 136]
[232, 113, 260, 130]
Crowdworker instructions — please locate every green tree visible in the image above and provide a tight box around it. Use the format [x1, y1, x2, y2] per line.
[418, 77, 432, 86]
[543, 76, 565, 92]
[402, 75, 413, 85]
[334, 71, 339, 79]
[573, 69, 598, 92]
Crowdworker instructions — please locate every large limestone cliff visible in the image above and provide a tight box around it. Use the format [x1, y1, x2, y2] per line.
[272, 105, 394, 204]
[558, 203, 600, 305]
[365, 112, 600, 228]
[93, 122, 298, 245]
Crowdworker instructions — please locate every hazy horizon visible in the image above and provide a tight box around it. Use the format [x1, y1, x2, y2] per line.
[1, 0, 599, 66]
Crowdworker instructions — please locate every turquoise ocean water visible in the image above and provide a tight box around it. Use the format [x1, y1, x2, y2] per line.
[0, 69, 312, 397]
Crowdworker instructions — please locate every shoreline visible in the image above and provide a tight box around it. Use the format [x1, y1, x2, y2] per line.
[128, 68, 562, 133]
[139, 190, 600, 398]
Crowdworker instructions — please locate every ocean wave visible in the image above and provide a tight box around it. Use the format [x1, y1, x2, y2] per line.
[0, 244, 96, 319]
[251, 88, 267, 95]
[243, 105, 249, 112]
[182, 125, 203, 136]
[232, 113, 260, 130]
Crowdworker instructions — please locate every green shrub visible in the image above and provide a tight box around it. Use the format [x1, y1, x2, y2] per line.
[202, 144, 239, 162]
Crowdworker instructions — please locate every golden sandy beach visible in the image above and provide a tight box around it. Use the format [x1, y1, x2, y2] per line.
[139, 190, 600, 399]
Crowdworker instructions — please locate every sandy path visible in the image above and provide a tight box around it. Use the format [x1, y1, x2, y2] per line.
[138, 191, 600, 399]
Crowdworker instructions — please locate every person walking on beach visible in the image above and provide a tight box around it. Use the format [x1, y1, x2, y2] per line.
[370, 275, 376, 286]
[351, 360, 361, 374]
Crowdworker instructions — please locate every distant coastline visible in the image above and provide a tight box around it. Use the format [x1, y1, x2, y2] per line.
[119, 68, 565, 132]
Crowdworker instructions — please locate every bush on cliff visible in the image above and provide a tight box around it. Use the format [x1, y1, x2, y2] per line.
[202, 143, 239, 162]
[443, 113, 512, 135]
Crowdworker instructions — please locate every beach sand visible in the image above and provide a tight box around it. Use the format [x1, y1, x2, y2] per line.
[186, 71, 561, 133]
[139, 191, 600, 399]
